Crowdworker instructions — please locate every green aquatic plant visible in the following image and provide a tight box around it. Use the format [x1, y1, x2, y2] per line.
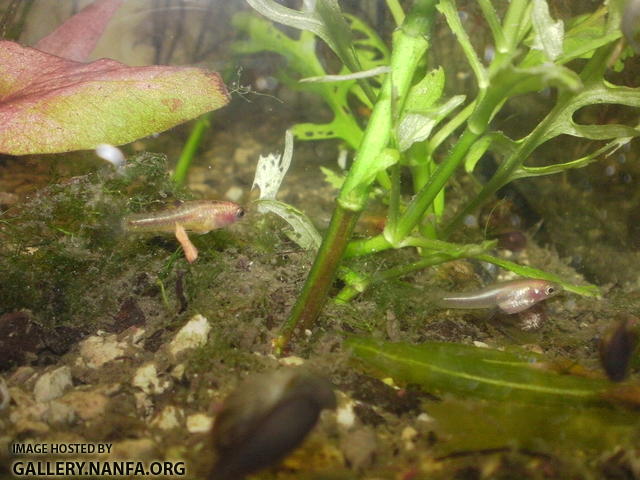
[347, 336, 640, 408]
[237, 0, 640, 351]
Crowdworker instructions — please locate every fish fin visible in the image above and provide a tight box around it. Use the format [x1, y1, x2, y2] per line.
[175, 222, 198, 263]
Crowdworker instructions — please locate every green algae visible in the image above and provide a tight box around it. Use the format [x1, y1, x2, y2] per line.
[0, 153, 186, 331]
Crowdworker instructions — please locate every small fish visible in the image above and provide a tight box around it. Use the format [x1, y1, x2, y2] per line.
[123, 200, 244, 234]
[123, 200, 244, 263]
[435, 278, 561, 314]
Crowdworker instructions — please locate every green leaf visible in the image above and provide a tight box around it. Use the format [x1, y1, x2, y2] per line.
[464, 131, 518, 173]
[404, 67, 445, 111]
[232, 12, 365, 149]
[340, 148, 399, 209]
[347, 337, 636, 407]
[511, 135, 633, 180]
[320, 166, 345, 189]
[428, 397, 640, 456]
[314, 0, 363, 74]
[397, 95, 465, 152]
[437, 0, 488, 89]
[473, 253, 601, 297]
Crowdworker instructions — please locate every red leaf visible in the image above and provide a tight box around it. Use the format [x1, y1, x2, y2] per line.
[35, 0, 124, 62]
[0, 41, 230, 155]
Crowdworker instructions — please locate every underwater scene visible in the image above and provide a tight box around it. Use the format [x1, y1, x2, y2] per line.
[2, 0, 640, 478]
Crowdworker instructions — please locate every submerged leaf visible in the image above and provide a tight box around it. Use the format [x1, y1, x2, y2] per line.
[254, 199, 321, 251]
[531, 0, 565, 60]
[397, 95, 465, 152]
[252, 130, 294, 205]
[0, 41, 229, 155]
[347, 337, 640, 408]
[428, 397, 640, 456]
[34, 0, 123, 62]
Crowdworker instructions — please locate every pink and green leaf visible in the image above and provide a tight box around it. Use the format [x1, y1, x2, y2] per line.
[0, 41, 230, 155]
[34, 0, 124, 62]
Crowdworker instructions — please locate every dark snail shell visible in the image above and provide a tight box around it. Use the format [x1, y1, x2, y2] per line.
[209, 368, 336, 480]
[599, 316, 639, 382]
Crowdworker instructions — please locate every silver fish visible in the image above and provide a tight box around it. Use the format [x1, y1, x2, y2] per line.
[435, 278, 561, 314]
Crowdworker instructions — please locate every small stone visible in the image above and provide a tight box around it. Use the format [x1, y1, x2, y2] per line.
[233, 146, 257, 165]
[186, 413, 213, 433]
[340, 427, 377, 471]
[44, 400, 76, 425]
[132, 363, 169, 395]
[110, 439, 157, 462]
[0, 377, 9, 410]
[9, 366, 36, 385]
[225, 186, 243, 202]
[401, 426, 418, 451]
[336, 399, 356, 429]
[60, 390, 109, 421]
[278, 356, 305, 367]
[168, 314, 211, 359]
[170, 364, 185, 381]
[79, 334, 125, 369]
[151, 406, 182, 431]
[416, 413, 435, 424]
[33, 367, 73, 403]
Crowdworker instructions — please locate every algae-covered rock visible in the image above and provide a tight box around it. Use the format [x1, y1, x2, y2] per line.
[0, 153, 185, 355]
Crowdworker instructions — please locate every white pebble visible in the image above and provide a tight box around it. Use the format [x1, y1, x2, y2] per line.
[33, 367, 73, 403]
[169, 314, 211, 358]
[132, 363, 169, 395]
[186, 413, 213, 433]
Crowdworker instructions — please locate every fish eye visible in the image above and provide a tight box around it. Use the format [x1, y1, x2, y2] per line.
[236, 207, 245, 218]
[546, 286, 556, 295]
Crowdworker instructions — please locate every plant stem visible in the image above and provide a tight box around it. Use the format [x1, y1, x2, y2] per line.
[173, 113, 210, 186]
[275, 0, 438, 353]
[390, 127, 480, 242]
[336, 252, 452, 303]
[274, 204, 359, 353]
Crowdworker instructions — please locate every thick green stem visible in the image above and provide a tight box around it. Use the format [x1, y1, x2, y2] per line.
[275, 0, 438, 352]
[275, 204, 359, 353]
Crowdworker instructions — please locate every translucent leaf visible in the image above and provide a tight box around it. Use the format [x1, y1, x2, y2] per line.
[254, 199, 321, 251]
[397, 96, 465, 152]
[300, 66, 390, 83]
[35, 0, 123, 62]
[531, 0, 565, 61]
[252, 130, 293, 207]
